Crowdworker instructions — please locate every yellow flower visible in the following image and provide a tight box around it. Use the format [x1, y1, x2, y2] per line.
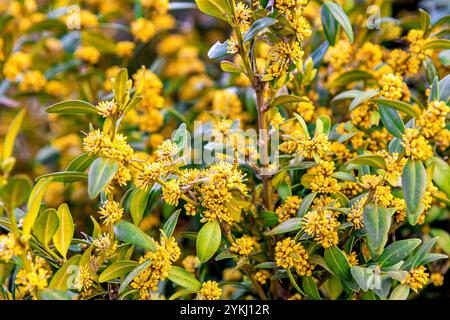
[162, 179, 182, 206]
[326, 39, 353, 70]
[401, 128, 433, 161]
[379, 73, 404, 100]
[346, 251, 359, 266]
[0, 233, 23, 262]
[156, 140, 179, 164]
[131, 18, 155, 42]
[116, 41, 135, 58]
[45, 80, 68, 97]
[275, 0, 308, 13]
[230, 235, 256, 256]
[83, 130, 133, 163]
[402, 266, 429, 291]
[131, 236, 180, 299]
[276, 195, 302, 222]
[356, 42, 383, 71]
[275, 237, 313, 276]
[255, 270, 270, 285]
[92, 233, 118, 257]
[351, 102, 375, 129]
[135, 161, 166, 191]
[430, 272, 444, 287]
[19, 70, 47, 92]
[3, 51, 31, 81]
[294, 100, 315, 122]
[182, 255, 201, 273]
[15, 256, 51, 299]
[378, 150, 407, 181]
[417, 101, 450, 138]
[392, 197, 407, 224]
[289, 11, 312, 42]
[141, 0, 169, 14]
[302, 209, 339, 248]
[73, 264, 94, 292]
[96, 100, 118, 117]
[197, 281, 222, 300]
[75, 46, 100, 64]
[99, 200, 123, 225]
[347, 196, 366, 230]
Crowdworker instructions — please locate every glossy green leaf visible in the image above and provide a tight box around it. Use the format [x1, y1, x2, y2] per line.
[88, 157, 118, 198]
[302, 277, 321, 300]
[363, 205, 394, 258]
[98, 260, 138, 283]
[36, 171, 88, 183]
[23, 179, 51, 237]
[378, 239, 421, 268]
[264, 218, 302, 236]
[46, 100, 97, 114]
[130, 188, 151, 225]
[2, 108, 26, 160]
[114, 221, 156, 251]
[66, 153, 95, 172]
[167, 266, 201, 290]
[3, 174, 32, 208]
[34, 208, 59, 247]
[378, 104, 405, 139]
[243, 17, 277, 43]
[194, 0, 232, 22]
[163, 209, 181, 238]
[374, 98, 420, 118]
[323, 1, 354, 43]
[402, 159, 427, 225]
[196, 220, 221, 262]
[53, 203, 74, 259]
[324, 247, 352, 281]
[48, 255, 81, 290]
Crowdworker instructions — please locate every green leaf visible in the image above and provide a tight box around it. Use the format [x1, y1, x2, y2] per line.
[123, 96, 143, 115]
[53, 204, 74, 259]
[194, 0, 232, 22]
[113, 68, 129, 106]
[66, 153, 95, 172]
[98, 260, 138, 283]
[302, 277, 321, 300]
[277, 181, 291, 201]
[172, 123, 188, 156]
[208, 40, 229, 59]
[163, 209, 181, 238]
[36, 171, 88, 183]
[196, 220, 221, 262]
[264, 218, 302, 236]
[402, 159, 427, 225]
[271, 95, 310, 107]
[46, 100, 97, 115]
[363, 205, 393, 259]
[374, 98, 420, 118]
[129, 188, 151, 225]
[389, 284, 410, 300]
[350, 266, 373, 291]
[419, 9, 431, 35]
[403, 237, 438, 270]
[330, 70, 373, 88]
[3, 174, 32, 208]
[421, 253, 448, 265]
[167, 266, 201, 290]
[323, 1, 354, 43]
[439, 50, 450, 67]
[430, 229, 450, 255]
[293, 113, 311, 138]
[243, 17, 277, 43]
[423, 39, 450, 50]
[324, 247, 352, 281]
[114, 221, 156, 251]
[88, 157, 118, 199]
[2, 108, 26, 160]
[254, 262, 277, 269]
[432, 157, 450, 198]
[23, 179, 51, 237]
[34, 208, 59, 247]
[220, 61, 243, 73]
[40, 288, 73, 300]
[118, 258, 153, 294]
[378, 104, 405, 139]
[49, 255, 81, 290]
[346, 154, 386, 169]
[378, 239, 421, 268]
[321, 4, 339, 46]
[169, 289, 198, 300]
[297, 192, 317, 218]
[429, 76, 439, 102]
